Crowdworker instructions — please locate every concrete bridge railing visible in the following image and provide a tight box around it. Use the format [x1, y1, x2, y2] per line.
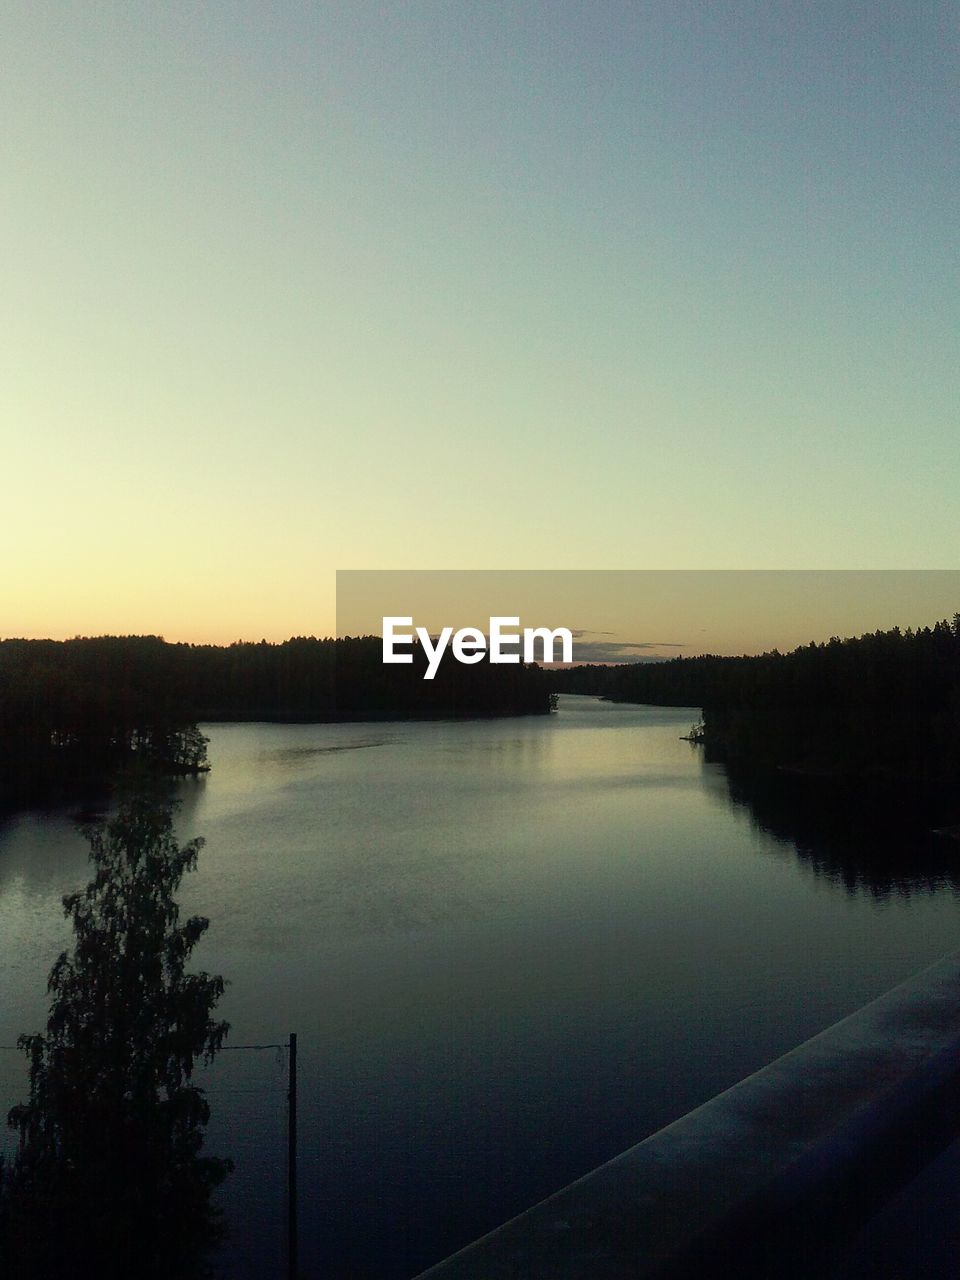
[414, 952, 960, 1279]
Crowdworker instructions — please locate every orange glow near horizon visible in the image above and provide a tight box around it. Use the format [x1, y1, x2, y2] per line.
[5, 571, 959, 657]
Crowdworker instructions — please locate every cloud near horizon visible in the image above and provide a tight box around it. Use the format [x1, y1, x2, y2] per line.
[567, 636, 686, 664]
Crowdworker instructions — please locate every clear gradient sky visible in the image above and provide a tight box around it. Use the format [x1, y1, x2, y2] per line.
[3, 2, 957, 643]
[337, 570, 960, 659]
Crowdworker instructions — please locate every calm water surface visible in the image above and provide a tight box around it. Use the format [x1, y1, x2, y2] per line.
[2, 696, 959, 1277]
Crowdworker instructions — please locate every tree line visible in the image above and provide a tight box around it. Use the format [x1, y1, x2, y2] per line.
[0, 634, 556, 807]
[550, 614, 960, 784]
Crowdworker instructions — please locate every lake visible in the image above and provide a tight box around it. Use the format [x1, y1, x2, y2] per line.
[2, 695, 959, 1277]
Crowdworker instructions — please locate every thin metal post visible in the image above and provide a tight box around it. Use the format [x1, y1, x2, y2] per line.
[288, 1032, 298, 1280]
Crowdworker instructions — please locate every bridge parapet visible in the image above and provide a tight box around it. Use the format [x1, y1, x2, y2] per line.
[414, 952, 960, 1279]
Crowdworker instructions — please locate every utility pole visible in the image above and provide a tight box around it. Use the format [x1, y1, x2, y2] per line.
[288, 1032, 298, 1280]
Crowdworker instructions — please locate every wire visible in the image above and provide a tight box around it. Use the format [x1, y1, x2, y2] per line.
[219, 1043, 286, 1051]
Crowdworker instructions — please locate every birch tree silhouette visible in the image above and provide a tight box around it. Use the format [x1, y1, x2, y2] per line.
[2, 785, 230, 1279]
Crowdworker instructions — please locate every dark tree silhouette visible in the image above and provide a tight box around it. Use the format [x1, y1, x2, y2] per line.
[549, 612, 960, 785]
[0, 633, 554, 808]
[1, 785, 230, 1279]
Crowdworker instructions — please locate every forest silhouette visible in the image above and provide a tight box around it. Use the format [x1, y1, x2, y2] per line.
[0, 634, 556, 808]
[4, 616, 958, 840]
[550, 613, 960, 790]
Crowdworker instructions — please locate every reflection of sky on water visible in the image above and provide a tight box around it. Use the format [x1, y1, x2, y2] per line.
[3, 696, 960, 1278]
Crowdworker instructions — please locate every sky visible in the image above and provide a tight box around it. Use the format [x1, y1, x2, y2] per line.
[3, 1, 958, 644]
[337, 570, 960, 659]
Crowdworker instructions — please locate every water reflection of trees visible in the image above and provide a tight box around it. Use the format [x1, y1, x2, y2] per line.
[0, 783, 230, 1279]
[708, 759, 960, 899]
